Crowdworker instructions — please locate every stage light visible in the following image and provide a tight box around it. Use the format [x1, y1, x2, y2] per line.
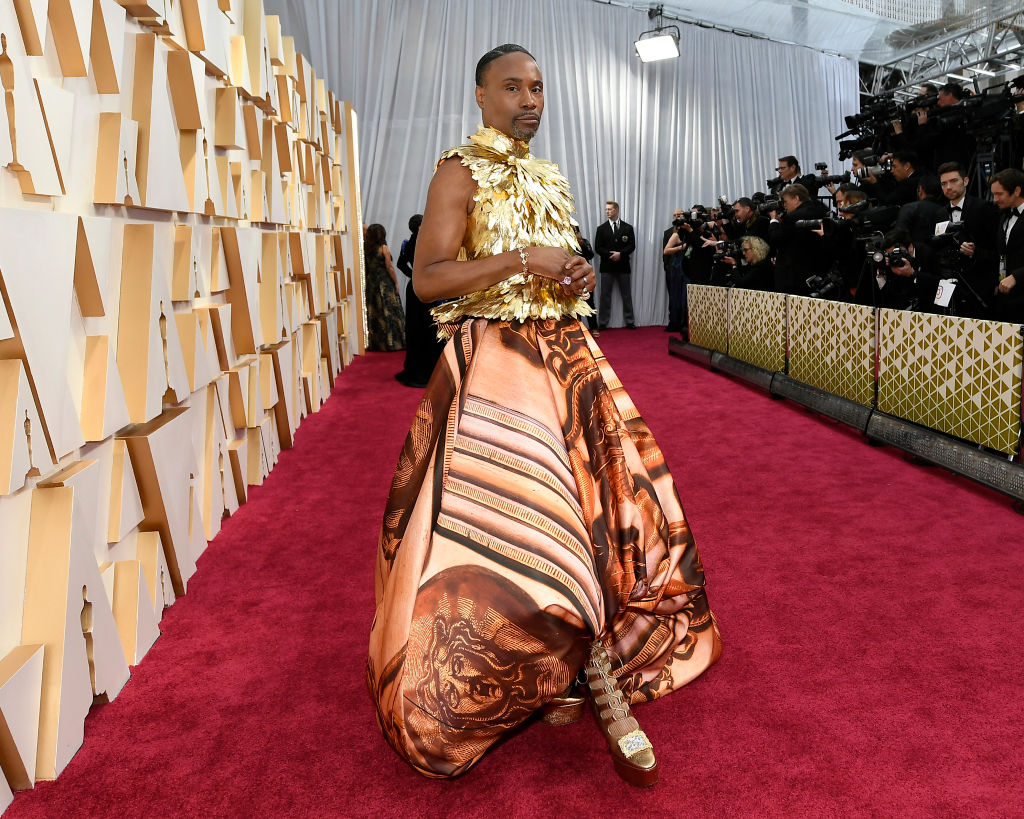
[635, 26, 680, 62]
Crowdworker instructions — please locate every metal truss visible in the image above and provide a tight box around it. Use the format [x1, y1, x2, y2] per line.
[867, 6, 1024, 97]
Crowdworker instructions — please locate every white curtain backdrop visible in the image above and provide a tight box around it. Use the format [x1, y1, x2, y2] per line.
[265, 0, 859, 326]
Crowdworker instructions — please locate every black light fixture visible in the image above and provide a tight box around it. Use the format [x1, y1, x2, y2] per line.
[635, 5, 680, 63]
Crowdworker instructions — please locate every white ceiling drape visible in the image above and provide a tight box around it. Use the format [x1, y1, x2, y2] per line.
[265, 0, 859, 326]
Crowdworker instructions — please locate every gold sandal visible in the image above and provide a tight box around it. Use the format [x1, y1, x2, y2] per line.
[584, 640, 657, 787]
[540, 683, 586, 726]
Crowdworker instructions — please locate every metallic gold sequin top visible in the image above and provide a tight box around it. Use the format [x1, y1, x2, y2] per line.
[429, 125, 594, 331]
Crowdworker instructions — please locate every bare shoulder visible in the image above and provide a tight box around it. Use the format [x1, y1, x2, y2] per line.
[431, 158, 477, 213]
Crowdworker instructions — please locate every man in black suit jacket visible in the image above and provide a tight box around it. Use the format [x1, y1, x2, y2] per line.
[595, 200, 637, 328]
[989, 168, 1024, 324]
[937, 162, 1000, 319]
[771, 155, 821, 200]
[768, 184, 827, 296]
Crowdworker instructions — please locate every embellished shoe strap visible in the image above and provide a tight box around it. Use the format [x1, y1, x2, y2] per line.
[617, 729, 654, 760]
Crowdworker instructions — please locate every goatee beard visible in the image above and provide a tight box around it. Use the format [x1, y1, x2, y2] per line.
[511, 121, 538, 141]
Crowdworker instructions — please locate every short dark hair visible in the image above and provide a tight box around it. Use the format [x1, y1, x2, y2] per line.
[883, 227, 913, 250]
[779, 155, 800, 172]
[408, 213, 423, 233]
[892, 149, 919, 168]
[939, 82, 965, 100]
[851, 149, 875, 164]
[844, 189, 867, 205]
[475, 44, 535, 86]
[781, 183, 810, 203]
[734, 197, 753, 209]
[917, 174, 942, 200]
[937, 161, 967, 178]
[991, 168, 1024, 197]
[919, 83, 938, 94]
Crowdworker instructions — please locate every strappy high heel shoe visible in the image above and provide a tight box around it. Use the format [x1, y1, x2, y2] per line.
[584, 640, 658, 787]
[540, 683, 586, 726]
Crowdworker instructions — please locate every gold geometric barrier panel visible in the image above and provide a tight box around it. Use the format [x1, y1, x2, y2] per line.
[878, 310, 1023, 454]
[728, 289, 787, 372]
[687, 284, 728, 353]
[789, 297, 876, 407]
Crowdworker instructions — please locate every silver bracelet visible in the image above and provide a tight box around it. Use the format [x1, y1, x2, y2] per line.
[518, 247, 529, 275]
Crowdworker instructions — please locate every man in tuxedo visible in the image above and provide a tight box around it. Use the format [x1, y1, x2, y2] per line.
[772, 155, 821, 199]
[989, 168, 1024, 324]
[595, 200, 637, 328]
[937, 161, 1000, 319]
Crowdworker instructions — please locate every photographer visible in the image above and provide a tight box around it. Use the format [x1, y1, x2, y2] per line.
[768, 156, 821, 199]
[868, 149, 922, 209]
[894, 175, 947, 247]
[720, 235, 773, 291]
[828, 187, 870, 297]
[767, 183, 827, 295]
[926, 83, 977, 169]
[677, 205, 716, 285]
[723, 197, 771, 243]
[934, 161, 1000, 319]
[855, 227, 938, 311]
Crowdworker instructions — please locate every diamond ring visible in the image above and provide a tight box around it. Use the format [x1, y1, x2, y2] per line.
[561, 275, 572, 286]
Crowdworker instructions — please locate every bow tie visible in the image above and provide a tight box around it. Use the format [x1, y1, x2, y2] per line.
[1007, 208, 1022, 220]
[950, 205, 961, 212]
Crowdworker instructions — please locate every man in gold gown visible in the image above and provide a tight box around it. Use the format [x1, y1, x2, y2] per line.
[367, 44, 720, 787]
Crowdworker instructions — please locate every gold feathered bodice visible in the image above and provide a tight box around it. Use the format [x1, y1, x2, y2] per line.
[430, 126, 593, 329]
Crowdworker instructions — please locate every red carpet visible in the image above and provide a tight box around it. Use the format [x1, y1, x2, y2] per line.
[7, 327, 1023, 818]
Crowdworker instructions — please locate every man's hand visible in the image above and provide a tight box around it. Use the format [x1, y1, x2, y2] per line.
[959, 241, 975, 257]
[525, 246, 575, 278]
[998, 273, 1017, 294]
[527, 247, 595, 294]
[610, 251, 621, 262]
[890, 260, 916, 278]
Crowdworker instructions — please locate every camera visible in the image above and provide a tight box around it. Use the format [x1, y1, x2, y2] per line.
[713, 240, 741, 262]
[931, 221, 971, 250]
[757, 196, 782, 215]
[805, 271, 843, 299]
[885, 248, 911, 268]
[672, 217, 687, 228]
[853, 154, 892, 179]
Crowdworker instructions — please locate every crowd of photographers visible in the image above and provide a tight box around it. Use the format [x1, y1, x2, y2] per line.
[665, 80, 1024, 329]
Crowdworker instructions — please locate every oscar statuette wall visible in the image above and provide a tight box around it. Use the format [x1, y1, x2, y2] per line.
[0, 0, 365, 810]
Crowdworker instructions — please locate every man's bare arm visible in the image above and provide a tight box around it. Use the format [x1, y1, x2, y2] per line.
[413, 159, 588, 302]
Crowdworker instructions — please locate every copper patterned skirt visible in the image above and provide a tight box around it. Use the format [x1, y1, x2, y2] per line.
[367, 317, 721, 778]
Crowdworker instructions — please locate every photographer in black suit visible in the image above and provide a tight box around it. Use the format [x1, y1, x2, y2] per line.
[723, 197, 771, 243]
[989, 168, 1024, 324]
[768, 183, 827, 295]
[769, 155, 821, 200]
[595, 200, 637, 328]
